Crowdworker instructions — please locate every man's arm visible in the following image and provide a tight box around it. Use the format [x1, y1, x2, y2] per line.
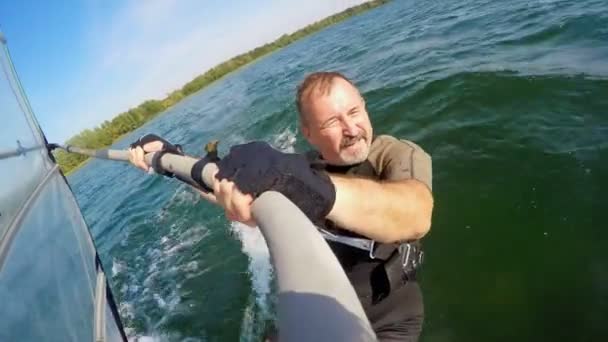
[127, 135, 433, 241]
[327, 174, 434, 244]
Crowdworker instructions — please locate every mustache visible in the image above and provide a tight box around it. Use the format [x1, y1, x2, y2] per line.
[340, 133, 365, 148]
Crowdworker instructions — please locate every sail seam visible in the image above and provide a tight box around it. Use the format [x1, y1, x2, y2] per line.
[94, 270, 107, 342]
[0, 164, 58, 271]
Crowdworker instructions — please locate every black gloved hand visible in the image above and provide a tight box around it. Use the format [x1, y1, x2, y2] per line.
[215, 141, 335, 225]
[130, 134, 184, 177]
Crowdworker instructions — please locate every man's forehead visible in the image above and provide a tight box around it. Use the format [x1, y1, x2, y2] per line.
[315, 77, 358, 96]
[305, 80, 361, 109]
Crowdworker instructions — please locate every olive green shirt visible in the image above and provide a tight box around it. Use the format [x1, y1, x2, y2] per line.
[321, 134, 432, 191]
[313, 133, 433, 272]
[343, 134, 432, 191]
[311, 134, 432, 239]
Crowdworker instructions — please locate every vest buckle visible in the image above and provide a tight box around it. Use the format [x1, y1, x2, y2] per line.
[399, 243, 411, 268]
[368, 240, 377, 259]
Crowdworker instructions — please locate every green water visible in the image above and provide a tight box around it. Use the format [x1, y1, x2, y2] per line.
[68, 0, 608, 341]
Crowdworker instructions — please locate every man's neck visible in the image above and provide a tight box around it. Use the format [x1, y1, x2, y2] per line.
[325, 162, 362, 174]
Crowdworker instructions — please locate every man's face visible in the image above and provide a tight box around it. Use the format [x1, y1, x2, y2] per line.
[300, 78, 373, 166]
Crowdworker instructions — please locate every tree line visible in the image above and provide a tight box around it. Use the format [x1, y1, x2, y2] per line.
[54, 0, 389, 174]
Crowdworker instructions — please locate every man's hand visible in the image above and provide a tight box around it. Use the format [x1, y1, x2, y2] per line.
[127, 137, 332, 227]
[128, 139, 163, 172]
[128, 134, 184, 175]
[127, 134, 217, 207]
[191, 170, 255, 227]
[127, 134, 257, 225]
[212, 175, 256, 227]
[214, 141, 336, 225]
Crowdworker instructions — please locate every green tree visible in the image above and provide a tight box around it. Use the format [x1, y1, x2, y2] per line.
[56, 0, 390, 174]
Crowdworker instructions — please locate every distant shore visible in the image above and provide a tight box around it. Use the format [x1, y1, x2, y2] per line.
[57, 0, 389, 175]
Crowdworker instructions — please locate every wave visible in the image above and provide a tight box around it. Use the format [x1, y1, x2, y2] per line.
[499, 13, 608, 47]
[230, 126, 299, 341]
[367, 71, 608, 160]
[106, 179, 217, 341]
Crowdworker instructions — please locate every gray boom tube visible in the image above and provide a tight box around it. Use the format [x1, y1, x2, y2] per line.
[0, 144, 44, 160]
[254, 191, 376, 341]
[55, 146, 377, 341]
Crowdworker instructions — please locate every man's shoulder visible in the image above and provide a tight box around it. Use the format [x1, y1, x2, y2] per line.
[371, 134, 430, 158]
[372, 134, 417, 146]
[369, 134, 433, 190]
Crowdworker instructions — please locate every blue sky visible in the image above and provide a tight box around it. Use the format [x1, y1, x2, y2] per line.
[1, 0, 366, 143]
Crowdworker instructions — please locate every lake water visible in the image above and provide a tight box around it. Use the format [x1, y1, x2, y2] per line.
[68, 0, 608, 340]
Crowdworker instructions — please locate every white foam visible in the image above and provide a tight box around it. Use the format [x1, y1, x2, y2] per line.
[128, 337, 160, 342]
[128, 334, 182, 342]
[230, 222, 273, 314]
[229, 126, 297, 317]
[152, 291, 178, 310]
[163, 225, 209, 255]
[142, 271, 159, 288]
[112, 258, 126, 277]
[169, 186, 200, 206]
[126, 128, 298, 341]
[182, 260, 199, 272]
[146, 247, 162, 260]
[185, 265, 212, 280]
[239, 298, 257, 342]
[124, 224, 213, 340]
[128, 334, 202, 342]
[119, 301, 135, 320]
[271, 127, 297, 152]
[153, 293, 166, 308]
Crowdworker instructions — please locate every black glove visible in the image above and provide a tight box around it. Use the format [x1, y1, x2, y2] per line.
[215, 141, 335, 225]
[130, 134, 184, 177]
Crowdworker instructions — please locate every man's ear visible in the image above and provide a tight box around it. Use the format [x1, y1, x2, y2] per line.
[300, 122, 311, 141]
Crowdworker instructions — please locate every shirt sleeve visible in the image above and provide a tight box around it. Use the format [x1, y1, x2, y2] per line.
[379, 136, 433, 191]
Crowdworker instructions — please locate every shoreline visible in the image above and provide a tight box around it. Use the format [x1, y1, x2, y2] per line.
[55, 0, 389, 175]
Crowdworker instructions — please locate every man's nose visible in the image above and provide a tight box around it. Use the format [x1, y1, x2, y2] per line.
[342, 116, 358, 136]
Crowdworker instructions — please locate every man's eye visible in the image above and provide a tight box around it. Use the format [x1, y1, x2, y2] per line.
[323, 119, 338, 128]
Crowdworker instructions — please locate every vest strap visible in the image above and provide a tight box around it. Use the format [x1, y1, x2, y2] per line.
[318, 228, 400, 259]
[318, 227, 373, 251]
[318, 227, 425, 299]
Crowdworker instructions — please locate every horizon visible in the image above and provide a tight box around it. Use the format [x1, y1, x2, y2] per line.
[1, 0, 368, 143]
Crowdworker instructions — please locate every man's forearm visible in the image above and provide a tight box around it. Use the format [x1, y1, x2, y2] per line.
[327, 174, 433, 243]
